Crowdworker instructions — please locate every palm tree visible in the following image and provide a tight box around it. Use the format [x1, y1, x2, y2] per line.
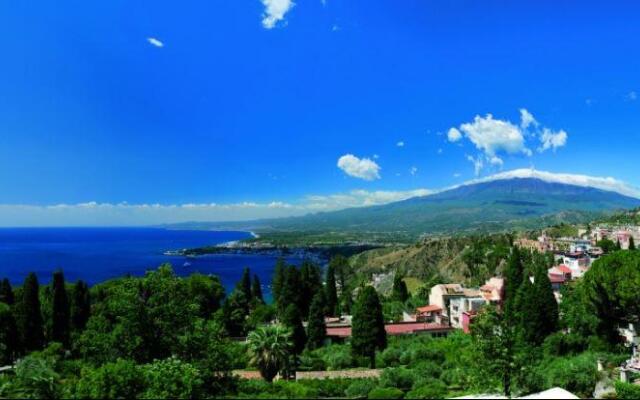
[246, 324, 292, 382]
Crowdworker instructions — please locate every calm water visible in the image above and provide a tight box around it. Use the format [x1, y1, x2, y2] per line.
[0, 228, 305, 297]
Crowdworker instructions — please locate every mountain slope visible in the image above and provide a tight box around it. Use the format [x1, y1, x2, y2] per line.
[247, 178, 640, 236]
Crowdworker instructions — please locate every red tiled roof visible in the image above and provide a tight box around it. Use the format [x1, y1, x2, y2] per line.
[326, 323, 453, 338]
[557, 265, 572, 274]
[416, 305, 442, 314]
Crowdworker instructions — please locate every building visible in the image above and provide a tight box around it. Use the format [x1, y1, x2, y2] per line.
[415, 305, 443, 324]
[449, 290, 486, 329]
[480, 277, 505, 306]
[325, 322, 453, 342]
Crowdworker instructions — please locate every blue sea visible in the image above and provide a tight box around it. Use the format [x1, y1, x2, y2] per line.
[0, 228, 306, 297]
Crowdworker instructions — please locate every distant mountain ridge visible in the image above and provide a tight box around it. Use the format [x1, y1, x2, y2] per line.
[165, 177, 640, 237]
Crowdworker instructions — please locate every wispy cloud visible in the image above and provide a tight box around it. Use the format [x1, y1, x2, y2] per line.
[627, 91, 637, 101]
[261, 0, 295, 29]
[396, 141, 405, 147]
[1, 169, 637, 226]
[337, 154, 381, 181]
[147, 37, 164, 48]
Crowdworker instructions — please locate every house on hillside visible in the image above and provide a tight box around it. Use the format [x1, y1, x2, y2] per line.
[415, 305, 443, 324]
[480, 277, 505, 307]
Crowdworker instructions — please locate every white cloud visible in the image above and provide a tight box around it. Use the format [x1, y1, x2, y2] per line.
[453, 173, 461, 178]
[538, 128, 568, 152]
[331, 24, 340, 32]
[447, 127, 462, 142]
[396, 141, 405, 147]
[1, 169, 638, 227]
[489, 155, 504, 167]
[147, 37, 164, 48]
[466, 155, 484, 177]
[337, 154, 381, 181]
[437, 148, 443, 155]
[459, 114, 529, 157]
[519, 108, 537, 129]
[305, 188, 432, 210]
[449, 109, 568, 170]
[627, 91, 637, 101]
[410, 166, 418, 176]
[261, 0, 295, 29]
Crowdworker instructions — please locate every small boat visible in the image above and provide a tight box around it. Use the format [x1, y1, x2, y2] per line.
[183, 261, 192, 268]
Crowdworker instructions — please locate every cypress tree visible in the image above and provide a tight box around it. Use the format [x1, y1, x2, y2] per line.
[238, 267, 252, 301]
[278, 266, 301, 316]
[0, 278, 14, 305]
[51, 270, 70, 346]
[325, 263, 339, 317]
[251, 274, 264, 304]
[299, 260, 322, 318]
[513, 277, 538, 345]
[351, 286, 386, 368]
[18, 273, 44, 352]
[391, 274, 409, 303]
[531, 266, 558, 344]
[306, 292, 327, 350]
[629, 236, 636, 251]
[0, 303, 18, 364]
[282, 304, 306, 356]
[616, 239, 622, 251]
[271, 258, 286, 306]
[70, 280, 91, 331]
[504, 247, 524, 318]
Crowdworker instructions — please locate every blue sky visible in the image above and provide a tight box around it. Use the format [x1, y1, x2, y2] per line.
[0, 1, 639, 225]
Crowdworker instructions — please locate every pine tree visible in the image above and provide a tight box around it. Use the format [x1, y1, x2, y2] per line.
[629, 236, 636, 251]
[0, 303, 18, 364]
[306, 292, 327, 350]
[351, 286, 386, 368]
[70, 280, 91, 331]
[325, 263, 339, 317]
[391, 274, 409, 303]
[616, 239, 622, 251]
[0, 278, 14, 305]
[251, 274, 264, 304]
[51, 270, 70, 346]
[238, 267, 252, 301]
[271, 258, 286, 306]
[282, 304, 306, 356]
[18, 272, 44, 352]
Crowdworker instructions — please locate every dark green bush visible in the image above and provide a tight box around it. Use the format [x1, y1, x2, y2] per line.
[368, 386, 404, 399]
[345, 379, 378, 398]
[379, 367, 416, 392]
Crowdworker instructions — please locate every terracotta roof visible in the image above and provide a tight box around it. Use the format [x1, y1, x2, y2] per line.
[416, 305, 442, 314]
[326, 323, 453, 338]
[557, 265, 572, 274]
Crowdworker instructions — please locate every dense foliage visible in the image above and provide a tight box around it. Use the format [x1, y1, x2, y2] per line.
[1, 241, 639, 399]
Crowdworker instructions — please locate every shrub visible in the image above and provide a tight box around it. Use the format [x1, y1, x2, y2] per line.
[141, 357, 204, 399]
[406, 379, 448, 399]
[74, 359, 144, 399]
[294, 378, 355, 398]
[368, 386, 404, 399]
[379, 367, 416, 392]
[380, 347, 403, 367]
[316, 345, 354, 370]
[299, 350, 327, 371]
[273, 381, 319, 399]
[345, 379, 378, 398]
[616, 381, 640, 399]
